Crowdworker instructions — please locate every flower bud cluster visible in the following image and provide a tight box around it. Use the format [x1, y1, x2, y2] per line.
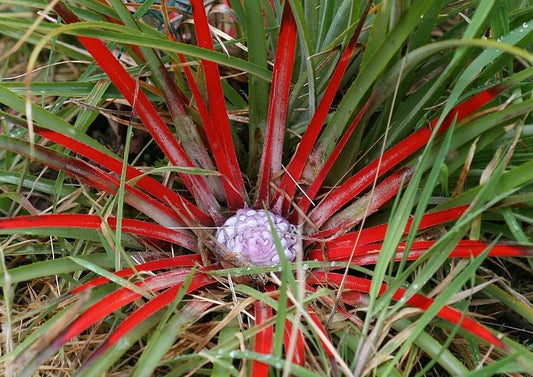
[215, 209, 298, 266]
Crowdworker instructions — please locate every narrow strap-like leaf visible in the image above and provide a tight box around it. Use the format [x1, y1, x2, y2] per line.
[52, 269, 194, 349]
[311, 240, 533, 263]
[307, 306, 334, 358]
[252, 301, 274, 377]
[312, 167, 414, 235]
[278, 1, 374, 213]
[320, 206, 468, 248]
[308, 88, 500, 229]
[190, 0, 247, 209]
[0, 214, 197, 253]
[36, 127, 212, 226]
[283, 316, 305, 366]
[84, 274, 214, 361]
[53, 2, 222, 220]
[308, 272, 505, 348]
[291, 94, 375, 219]
[254, 2, 297, 209]
[71, 254, 202, 293]
[0, 136, 182, 227]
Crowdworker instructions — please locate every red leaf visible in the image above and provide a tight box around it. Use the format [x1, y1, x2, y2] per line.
[190, 0, 246, 209]
[53, 3, 222, 220]
[308, 272, 505, 348]
[311, 167, 414, 236]
[283, 317, 305, 366]
[254, 2, 298, 208]
[291, 93, 375, 219]
[35, 127, 212, 226]
[318, 206, 468, 249]
[0, 214, 197, 254]
[307, 306, 334, 358]
[252, 301, 274, 377]
[85, 275, 214, 360]
[278, 1, 374, 213]
[308, 88, 501, 228]
[312, 240, 532, 264]
[0, 136, 183, 227]
[55, 269, 193, 346]
[71, 254, 202, 294]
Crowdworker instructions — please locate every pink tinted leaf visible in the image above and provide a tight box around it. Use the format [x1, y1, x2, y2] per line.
[85, 274, 214, 360]
[308, 88, 501, 228]
[255, 2, 297, 208]
[252, 301, 274, 377]
[190, 0, 246, 209]
[53, 3, 221, 220]
[35, 127, 212, 226]
[278, 1, 374, 212]
[308, 272, 504, 348]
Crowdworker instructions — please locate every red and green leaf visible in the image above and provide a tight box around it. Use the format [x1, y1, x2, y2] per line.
[255, 2, 298, 208]
[190, 0, 247, 209]
[53, 2, 222, 219]
[278, 1, 374, 213]
[252, 301, 274, 377]
[307, 87, 502, 229]
[308, 272, 505, 348]
[0, 214, 197, 252]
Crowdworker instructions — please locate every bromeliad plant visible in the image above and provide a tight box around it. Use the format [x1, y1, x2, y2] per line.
[2, 0, 533, 376]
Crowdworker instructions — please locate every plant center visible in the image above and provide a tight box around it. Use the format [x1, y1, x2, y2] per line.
[215, 209, 298, 266]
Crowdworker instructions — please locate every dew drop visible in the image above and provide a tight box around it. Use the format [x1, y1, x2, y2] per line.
[524, 22, 529, 28]
[399, 296, 407, 304]
[302, 263, 309, 270]
[420, 14, 424, 19]
[330, 261, 337, 267]
[277, 266, 283, 272]
[412, 283, 419, 290]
